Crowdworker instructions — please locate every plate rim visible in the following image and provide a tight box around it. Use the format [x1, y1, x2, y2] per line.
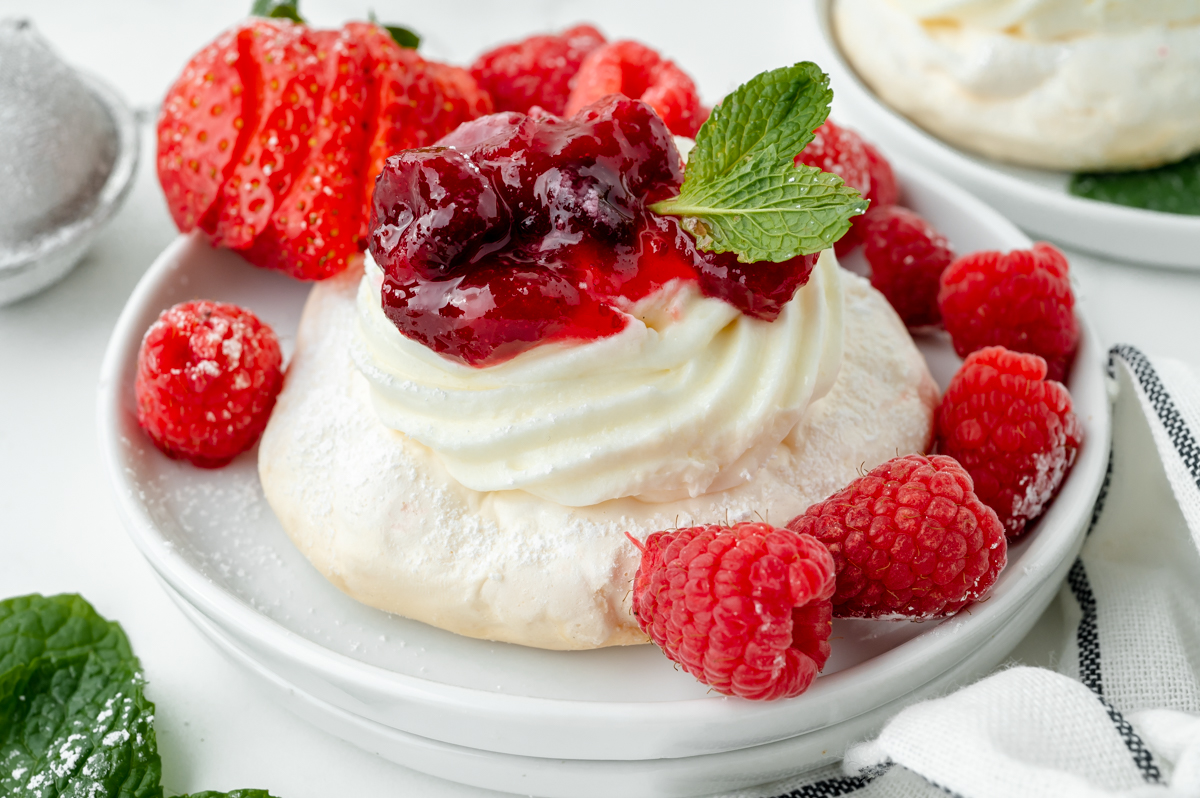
[97, 159, 1112, 758]
[162, 563, 1072, 798]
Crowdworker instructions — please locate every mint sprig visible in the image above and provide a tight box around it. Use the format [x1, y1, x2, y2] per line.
[1069, 153, 1200, 216]
[1, 594, 281, 798]
[650, 63, 867, 263]
[1, 594, 162, 798]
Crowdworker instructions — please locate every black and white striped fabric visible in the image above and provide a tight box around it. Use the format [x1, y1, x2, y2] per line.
[715, 346, 1200, 798]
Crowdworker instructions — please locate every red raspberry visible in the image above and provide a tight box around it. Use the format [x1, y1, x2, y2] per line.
[470, 24, 606, 116]
[938, 242, 1079, 382]
[565, 40, 708, 137]
[135, 301, 283, 468]
[936, 347, 1083, 537]
[860, 205, 955, 327]
[795, 121, 881, 255]
[630, 523, 835, 701]
[787, 455, 1007, 619]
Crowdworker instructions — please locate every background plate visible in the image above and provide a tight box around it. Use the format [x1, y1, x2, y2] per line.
[809, 0, 1200, 271]
[98, 160, 1110, 769]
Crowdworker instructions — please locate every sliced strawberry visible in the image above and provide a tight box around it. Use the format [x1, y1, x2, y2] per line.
[470, 24, 606, 115]
[565, 40, 707, 137]
[242, 27, 371, 279]
[347, 22, 493, 240]
[156, 27, 254, 232]
[203, 19, 328, 250]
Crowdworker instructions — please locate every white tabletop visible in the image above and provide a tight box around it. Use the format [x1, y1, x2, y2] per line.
[2, 2, 1198, 795]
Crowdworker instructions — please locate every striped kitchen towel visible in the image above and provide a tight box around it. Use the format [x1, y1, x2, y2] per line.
[721, 346, 1200, 798]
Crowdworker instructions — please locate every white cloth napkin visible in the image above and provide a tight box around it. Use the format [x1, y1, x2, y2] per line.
[717, 345, 1200, 798]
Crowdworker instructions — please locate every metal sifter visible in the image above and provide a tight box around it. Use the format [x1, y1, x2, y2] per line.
[0, 19, 139, 306]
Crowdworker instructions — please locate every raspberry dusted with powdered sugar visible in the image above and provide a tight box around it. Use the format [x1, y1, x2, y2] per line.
[936, 346, 1083, 537]
[630, 522, 835, 701]
[787, 454, 1007, 619]
[937, 242, 1079, 382]
[135, 300, 282, 468]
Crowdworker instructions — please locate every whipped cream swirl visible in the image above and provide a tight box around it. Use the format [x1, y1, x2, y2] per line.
[352, 251, 843, 507]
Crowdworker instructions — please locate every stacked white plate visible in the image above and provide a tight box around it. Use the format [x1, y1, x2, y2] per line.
[808, 0, 1200, 271]
[99, 161, 1111, 798]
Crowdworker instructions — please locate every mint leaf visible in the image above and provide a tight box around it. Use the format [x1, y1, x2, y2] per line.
[1069, 153, 1200, 216]
[685, 62, 832, 185]
[651, 63, 867, 263]
[1, 595, 282, 798]
[249, 0, 304, 23]
[0, 594, 162, 798]
[383, 25, 421, 49]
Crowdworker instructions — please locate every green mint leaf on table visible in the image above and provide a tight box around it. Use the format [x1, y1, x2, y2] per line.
[1069, 153, 1200, 216]
[249, 0, 304, 23]
[1, 594, 281, 798]
[650, 62, 867, 263]
[1, 594, 162, 798]
[367, 11, 421, 49]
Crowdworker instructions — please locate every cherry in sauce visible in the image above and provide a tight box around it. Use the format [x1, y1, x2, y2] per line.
[368, 95, 818, 366]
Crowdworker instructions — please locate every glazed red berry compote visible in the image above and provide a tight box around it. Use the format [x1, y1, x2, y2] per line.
[368, 95, 820, 366]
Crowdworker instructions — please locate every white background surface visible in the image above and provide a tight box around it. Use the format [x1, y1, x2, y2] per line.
[1, 1, 1198, 796]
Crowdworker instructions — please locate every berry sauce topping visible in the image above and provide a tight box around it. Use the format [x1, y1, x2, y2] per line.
[368, 96, 819, 366]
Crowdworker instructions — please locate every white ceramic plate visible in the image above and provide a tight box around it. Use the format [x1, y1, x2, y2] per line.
[159, 568, 1066, 798]
[808, 0, 1200, 271]
[98, 161, 1109, 784]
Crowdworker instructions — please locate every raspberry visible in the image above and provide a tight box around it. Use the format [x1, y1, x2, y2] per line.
[795, 121, 876, 255]
[938, 242, 1079, 382]
[470, 24, 606, 116]
[787, 455, 1007, 619]
[630, 522, 835, 701]
[565, 40, 708, 137]
[135, 301, 283, 468]
[935, 347, 1083, 537]
[860, 206, 955, 327]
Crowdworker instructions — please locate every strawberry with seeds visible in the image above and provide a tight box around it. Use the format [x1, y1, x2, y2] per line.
[157, 3, 492, 282]
[471, 24, 606, 115]
[566, 40, 708, 137]
[207, 19, 328, 250]
[157, 27, 252, 234]
[348, 21, 493, 240]
[244, 26, 372, 279]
